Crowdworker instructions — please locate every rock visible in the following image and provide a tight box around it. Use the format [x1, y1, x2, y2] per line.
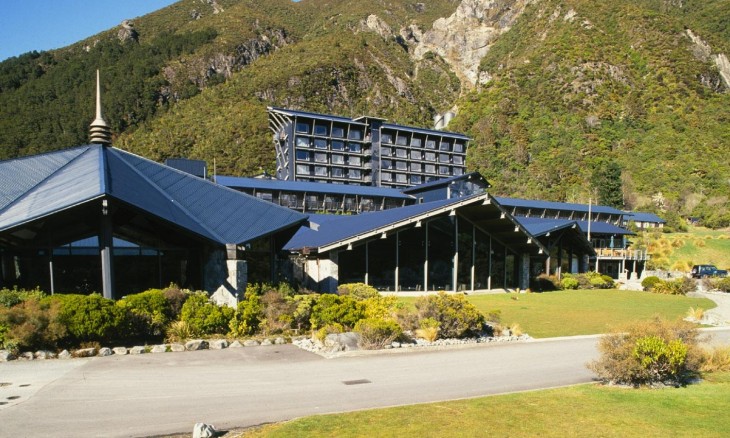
[193, 422, 217, 438]
[325, 332, 361, 351]
[117, 20, 139, 43]
[58, 350, 72, 360]
[243, 339, 260, 347]
[151, 345, 167, 354]
[97, 348, 113, 357]
[209, 339, 228, 350]
[362, 14, 393, 39]
[129, 346, 146, 355]
[229, 340, 244, 348]
[185, 340, 209, 351]
[260, 338, 273, 346]
[112, 347, 128, 355]
[391, 342, 401, 348]
[0, 350, 16, 361]
[19, 351, 34, 360]
[74, 348, 96, 358]
[169, 343, 186, 352]
[274, 337, 286, 345]
[34, 350, 55, 360]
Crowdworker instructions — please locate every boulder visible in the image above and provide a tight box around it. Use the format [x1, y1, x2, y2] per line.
[112, 347, 128, 355]
[169, 343, 186, 352]
[34, 350, 55, 360]
[324, 332, 361, 351]
[0, 350, 16, 362]
[228, 340, 244, 348]
[243, 339, 260, 347]
[209, 339, 228, 350]
[74, 348, 96, 358]
[150, 345, 167, 354]
[185, 340, 209, 351]
[58, 350, 72, 360]
[19, 351, 34, 360]
[274, 337, 286, 345]
[97, 348, 113, 357]
[261, 338, 273, 346]
[129, 346, 146, 355]
[193, 423, 217, 438]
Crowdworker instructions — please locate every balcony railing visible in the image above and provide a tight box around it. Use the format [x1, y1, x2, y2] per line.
[595, 248, 649, 260]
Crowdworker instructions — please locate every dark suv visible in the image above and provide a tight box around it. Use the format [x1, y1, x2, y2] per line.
[691, 264, 728, 278]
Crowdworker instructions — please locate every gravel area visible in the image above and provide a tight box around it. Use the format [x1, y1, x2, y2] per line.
[688, 290, 730, 326]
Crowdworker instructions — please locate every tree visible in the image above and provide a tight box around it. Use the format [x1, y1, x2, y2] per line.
[592, 160, 624, 208]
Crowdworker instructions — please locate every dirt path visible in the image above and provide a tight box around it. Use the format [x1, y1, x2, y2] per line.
[689, 290, 730, 326]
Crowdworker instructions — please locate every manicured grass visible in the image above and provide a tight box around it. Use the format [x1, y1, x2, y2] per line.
[241, 373, 730, 437]
[402, 290, 716, 338]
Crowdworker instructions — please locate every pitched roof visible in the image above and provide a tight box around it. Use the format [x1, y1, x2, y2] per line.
[217, 176, 414, 200]
[494, 196, 625, 216]
[623, 211, 666, 223]
[401, 172, 490, 194]
[512, 216, 633, 236]
[0, 145, 307, 245]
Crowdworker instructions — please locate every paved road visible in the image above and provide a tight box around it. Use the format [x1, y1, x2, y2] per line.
[1, 329, 729, 438]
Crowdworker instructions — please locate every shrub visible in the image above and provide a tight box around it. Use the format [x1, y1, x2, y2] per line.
[52, 294, 126, 344]
[588, 317, 702, 386]
[337, 283, 379, 300]
[699, 346, 730, 372]
[560, 276, 580, 290]
[531, 274, 559, 291]
[310, 294, 366, 331]
[291, 293, 319, 332]
[228, 293, 263, 337]
[686, 307, 704, 321]
[641, 276, 662, 291]
[363, 295, 402, 320]
[354, 318, 402, 350]
[0, 297, 66, 352]
[414, 292, 485, 339]
[0, 287, 45, 308]
[711, 277, 730, 293]
[180, 293, 234, 336]
[652, 277, 695, 295]
[314, 323, 343, 343]
[117, 289, 171, 340]
[162, 285, 190, 319]
[261, 290, 295, 335]
[414, 318, 440, 342]
[166, 320, 194, 343]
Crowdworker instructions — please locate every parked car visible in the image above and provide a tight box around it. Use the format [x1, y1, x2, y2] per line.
[690, 264, 728, 278]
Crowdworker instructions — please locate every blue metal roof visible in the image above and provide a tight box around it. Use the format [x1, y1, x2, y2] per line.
[401, 172, 490, 194]
[268, 106, 367, 126]
[624, 211, 666, 223]
[285, 196, 480, 251]
[381, 123, 471, 140]
[0, 145, 307, 245]
[573, 220, 634, 235]
[217, 176, 414, 200]
[494, 196, 625, 216]
[512, 215, 633, 236]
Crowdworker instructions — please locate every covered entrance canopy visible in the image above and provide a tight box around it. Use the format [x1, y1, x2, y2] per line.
[0, 145, 306, 298]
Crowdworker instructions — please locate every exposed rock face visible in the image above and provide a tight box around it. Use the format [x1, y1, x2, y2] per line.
[686, 29, 730, 91]
[201, 0, 224, 15]
[362, 14, 393, 39]
[117, 20, 139, 43]
[410, 0, 533, 87]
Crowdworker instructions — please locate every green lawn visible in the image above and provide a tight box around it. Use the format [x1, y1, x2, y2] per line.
[403, 290, 716, 338]
[241, 373, 730, 437]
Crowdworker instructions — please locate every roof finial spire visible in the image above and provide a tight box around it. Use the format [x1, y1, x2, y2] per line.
[89, 69, 112, 146]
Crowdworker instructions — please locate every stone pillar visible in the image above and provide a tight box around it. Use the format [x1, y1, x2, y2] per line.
[99, 199, 115, 300]
[205, 245, 247, 308]
[520, 253, 530, 291]
[315, 252, 339, 293]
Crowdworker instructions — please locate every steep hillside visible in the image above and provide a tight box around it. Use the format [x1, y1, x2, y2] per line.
[0, 0, 728, 226]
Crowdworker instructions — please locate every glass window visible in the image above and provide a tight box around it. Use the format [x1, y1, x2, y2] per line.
[439, 153, 450, 163]
[314, 124, 328, 136]
[440, 141, 451, 151]
[396, 161, 407, 170]
[453, 155, 464, 165]
[256, 192, 273, 202]
[439, 165, 450, 175]
[425, 152, 436, 161]
[331, 154, 345, 164]
[348, 142, 362, 153]
[410, 150, 422, 160]
[381, 146, 392, 156]
[425, 139, 436, 149]
[332, 167, 345, 178]
[295, 122, 310, 134]
[396, 174, 407, 183]
[381, 133, 393, 144]
[296, 136, 310, 148]
[453, 142, 464, 153]
[410, 175, 422, 185]
[349, 169, 361, 179]
[331, 140, 344, 150]
[410, 162, 422, 172]
[395, 148, 407, 158]
[296, 150, 310, 161]
[349, 129, 363, 140]
[425, 164, 436, 174]
[314, 152, 327, 163]
[314, 166, 328, 176]
[349, 156, 362, 166]
[410, 137, 422, 148]
[381, 159, 392, 169]
[314, 138, 327, 149]
[332, 126, 345, 138]
[296, 164, 311, 175]
[381, 172, 392, 182]
[453, 167, 464, 176]
[396, 135, 408, 146]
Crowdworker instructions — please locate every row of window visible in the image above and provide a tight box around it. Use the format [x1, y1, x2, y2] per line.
[295, 136, 367, 153]
[381, 133, 465, 153]
[381, 167, 464, 185]
[382, 161, 464, 174]
[296, 164, 364, 180]
[295, 150, 366, 166]
[295, 121, 365, 141]
[254, 191, 404, 212]
[381, 151, 464, 164]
